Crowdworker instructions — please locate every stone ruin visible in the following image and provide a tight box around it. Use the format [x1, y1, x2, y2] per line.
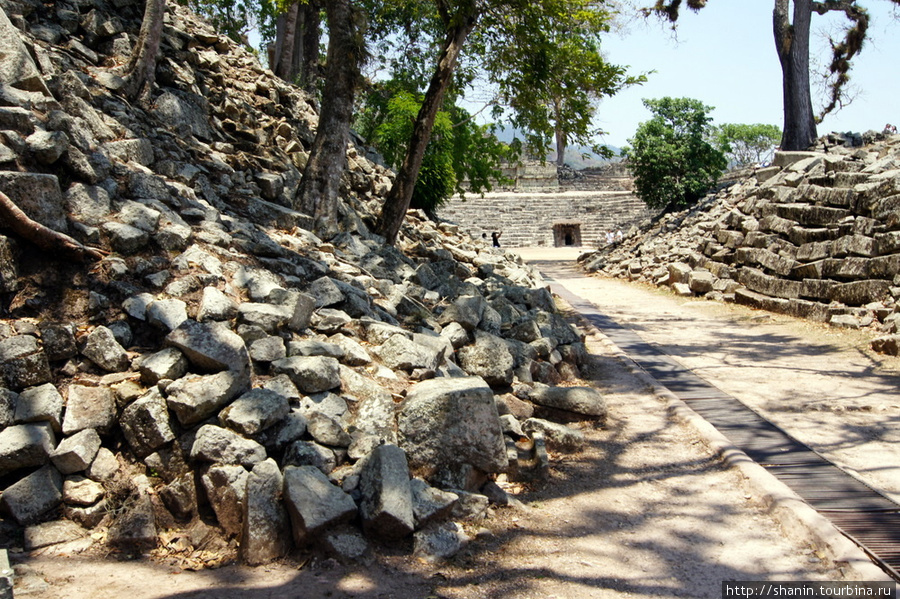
[0, 0, 609, 570]
[579, 132, 900, 355]
[439, 161, 652, 249]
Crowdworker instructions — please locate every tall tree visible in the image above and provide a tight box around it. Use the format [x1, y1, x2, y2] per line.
[122, 0, 166, 102]
[374, 0, 478, 245]
[269, 0, 321, 91]
[295, 0, 366, 237]
[485, 5, 645, 166]
[371, 0, 623, 245]
[646, 0, 900, 151]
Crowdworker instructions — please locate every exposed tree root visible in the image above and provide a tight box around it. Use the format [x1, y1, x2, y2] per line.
[0, 190, 107, 262]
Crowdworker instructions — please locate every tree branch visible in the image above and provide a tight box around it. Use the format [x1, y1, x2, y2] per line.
[0, 190, 107, 262]
[813, 0, 868, 120]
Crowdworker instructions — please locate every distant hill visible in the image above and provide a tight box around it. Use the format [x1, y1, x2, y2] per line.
[491, 125, 621, 170]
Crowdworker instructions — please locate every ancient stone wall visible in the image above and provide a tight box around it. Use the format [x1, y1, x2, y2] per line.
[438, 190, 654, 248]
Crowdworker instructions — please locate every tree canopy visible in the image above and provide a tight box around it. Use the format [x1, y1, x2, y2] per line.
[624, 97, 727, 210]
[713, 123, 781, 167]
[644, 0, 900, 151]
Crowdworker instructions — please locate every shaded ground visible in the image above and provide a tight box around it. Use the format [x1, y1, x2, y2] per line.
[12, 248, 869, 598]
[519, 247, 900, 503]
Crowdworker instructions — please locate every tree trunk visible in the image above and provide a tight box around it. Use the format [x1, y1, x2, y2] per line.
[554, 99, 567, 167]
[273, 2, 299, 81]
[122, 0, 165, 102]
[374, 9, 478, 245]
[295, 0, 363, 238]
[298, 1, 321, 93]
[774, 0, 817, 151]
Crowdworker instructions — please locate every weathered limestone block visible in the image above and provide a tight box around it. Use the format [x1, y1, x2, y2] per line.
[410, 478, 458, 529]
[165, 370, 247, 426]
[688, 270, 715, 294]
[738, 267, 803, 299]
[0, 335, 52, 389]
[139, 347, 188, 386]
[413, 521, 468, 562]
[81, 326, 129, 372]
[398, 376, 507, 478]
[63, 475, 105, 506]
[832, 234, 875, 258]
[523, 418, 585, 451]
[358, 444, 414, 540]
[15, 383, 63, 432]
[190, 424, 266, 468]
[0, 464, 63, 525]
[437, 295, 485, 331]
[0, 172, 66, 232]
[270, 356, 341, 394]
[107, 493, 156, 549]
[202, 465, 249, 537]
[528, 384, 607, 419]
[197, 287, 239, 322]
[735, 248, 797, 276]
[24, 520, 88, 551]
[166, 320, 250, 373]
[776, 204, 850, 227]
[218, 388, 290, 436]
[0, 423, 55, 475]
[120, 390, 175, 458]
[456, 331, 514, 386]
[241, 459, 290, 566]
[375, 334, 442, 372]
[49, 428, 101, 474]
[39, 323, 77, 362]
[62, 385, 116, 434]
[830, 280, 892, 306]
[146, 299, 189, 331]
[283, 465, 357, 546]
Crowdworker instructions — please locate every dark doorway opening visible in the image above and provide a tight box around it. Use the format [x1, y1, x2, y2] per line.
[553, 223, 582, 247]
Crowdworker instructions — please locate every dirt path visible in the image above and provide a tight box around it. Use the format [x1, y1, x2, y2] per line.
[13, 248, 887, 598]
[519, 248, 900, 504]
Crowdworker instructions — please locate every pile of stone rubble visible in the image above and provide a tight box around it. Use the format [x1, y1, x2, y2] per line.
[0, 0, 606, 566]
[580, 133, 900, 355]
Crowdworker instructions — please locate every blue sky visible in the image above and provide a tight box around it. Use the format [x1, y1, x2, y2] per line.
[593, 3, 900, 148]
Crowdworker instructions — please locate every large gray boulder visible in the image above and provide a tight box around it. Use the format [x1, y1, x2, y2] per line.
[48, 428, 101, 474]
[241, 459, 290, 566]
[201, 465, 249, 537]
[120, 390, 175, 458]
[358, 444, 414, 540]
[15, 383, 63, 432]
[271, 356, 341, 394]
[0, 335, 52, 389]
[218, 388, 290, 436]
[0, 423, 55, 475]
[166, 320, 250, 373]
[375, 334, 443, 371]
[398, 377, 508, 481]
[61, 385, 116, 434]
[165, 370, 248, 426]
[528, 384, 607, 420]
[456, 331, 514, 386]
[283, 465, 357, 546]
[0, 464, 63, 525]
[81, 326, 130, 372]
[190, 424, 266, 468]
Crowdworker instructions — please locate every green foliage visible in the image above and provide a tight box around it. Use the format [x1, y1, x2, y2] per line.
[365, 90, 509, 213]
[178, 0, 262, 44]
[713, 123, 781, 167]
[477, 0, 646, 161]
[624, 97, 727, 210]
